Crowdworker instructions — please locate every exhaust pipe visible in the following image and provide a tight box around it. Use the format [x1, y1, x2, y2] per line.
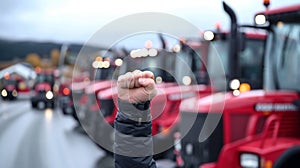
[223, 1, 240, 84]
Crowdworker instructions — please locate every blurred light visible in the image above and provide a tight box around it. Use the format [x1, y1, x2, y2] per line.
[18, 82, 26, 90]
[95, 56, 103, 62]
[4, 72, 10, 80]
[141, 48, 148, 57]
[63, 88, 70, 96]
[160, 126, 170, 136]
[263, 0, 270, 8]
[99, 61, 104, 68]
[203, 31, 215, 41]
[230, 79, 240, 90]
[12, 90, 18, 97]
[35, 67, 41, 73]
[182, 76, 192, 86]
[103, 61, 110, 68]
[92, 61, 100, 68]
[172, 44, 181, 53]
[233, 89, 240, 96]
[239, 83, 251, 93]
[265, 160, 273, 168]
[185, 143, 193, 155]
[104, 57, 110, 62]
[130, 49, 139, 58]
[1, 89, 7, 97]
[53, 84, 59, 93]
[240, 153, 259, 168]
[145, 40, 153, 49]
[46, 91, 54, 100]
[45, 109, 53, 121]
[255, 14, 266, 25]
[180, 37, 186, 44]
[54, 69, 60, 78]
[156, 76, 163, 84]
[215, 22, 222, 31]
[277, 21, 284, 28]
[115, 58, 123, 66]
[148, 48, 158, 57]
[130, 48, 158, 58]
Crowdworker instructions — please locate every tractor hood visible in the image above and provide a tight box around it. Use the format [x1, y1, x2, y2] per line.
[180, 90, 299, 113]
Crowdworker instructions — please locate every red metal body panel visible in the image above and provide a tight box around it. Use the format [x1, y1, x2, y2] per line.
[189, 90, 300, 168]
[84, 80, 115, 95]
[181, 90, 299, 143]
[81, 80, 116, 114]
[244, 32, 266, 40]
[98, 83, 213, 135]
[34, 83, 51, 92]
[71, 81, 90, 92]
[256, 4, 300, 15]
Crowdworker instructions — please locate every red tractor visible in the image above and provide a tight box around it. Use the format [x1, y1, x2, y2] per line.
[1, 78, 18, 100]
[178, 2, 300, 168]
[30, 70, 56, 110]
[80, 33, 212, 159]
[87, 22, 266, 160]
[73, 49, 125, 131]
[1, 73, 32, 100]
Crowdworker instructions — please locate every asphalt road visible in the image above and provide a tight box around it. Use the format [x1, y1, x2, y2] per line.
[0, 98, 175, 168]
[0, 99, 106, 168]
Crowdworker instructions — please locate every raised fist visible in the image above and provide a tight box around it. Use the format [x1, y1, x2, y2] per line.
[117, 70, 157, 104]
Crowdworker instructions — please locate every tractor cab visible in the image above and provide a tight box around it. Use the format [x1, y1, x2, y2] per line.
[30, 70, 56, 110]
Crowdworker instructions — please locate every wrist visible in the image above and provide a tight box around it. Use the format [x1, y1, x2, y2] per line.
[118, 99, 151, 123]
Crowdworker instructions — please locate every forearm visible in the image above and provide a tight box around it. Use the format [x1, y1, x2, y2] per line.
[114, 99, 156, 168]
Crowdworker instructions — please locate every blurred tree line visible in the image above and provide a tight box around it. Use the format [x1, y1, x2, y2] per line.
[25, 49, 60, 68]
[0, 39, 92, 69]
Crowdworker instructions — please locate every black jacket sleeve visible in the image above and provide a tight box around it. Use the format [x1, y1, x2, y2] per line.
[114, 99, 157, 168]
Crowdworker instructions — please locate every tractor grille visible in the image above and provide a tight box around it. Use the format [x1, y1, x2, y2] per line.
[180, 112, 223, 167]
[278, 113, 300, 138]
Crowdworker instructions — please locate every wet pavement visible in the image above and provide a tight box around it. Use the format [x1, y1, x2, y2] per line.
[0, 98, 175, 168]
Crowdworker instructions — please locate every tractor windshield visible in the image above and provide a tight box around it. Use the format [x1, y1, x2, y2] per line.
[207, 34, 265, 91]
[206, 38, 229, 91]
[35, 73, 54, 87]
[266, 23, 300, 91]
[239, 38, 265, 89]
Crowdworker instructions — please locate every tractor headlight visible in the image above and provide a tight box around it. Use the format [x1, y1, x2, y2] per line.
[1, 89, 7, 97]
[203, 30, 215, 41]
[46, 91, 54, 100]
[182, 76, 192, 86]
[254, 14, 266, 25]
[12, 89, 18, 97]
[240, 153, 259, 168]
[230, 79, 240, 90]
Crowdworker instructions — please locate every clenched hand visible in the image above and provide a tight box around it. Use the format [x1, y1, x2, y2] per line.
[117, 70, 157, 104]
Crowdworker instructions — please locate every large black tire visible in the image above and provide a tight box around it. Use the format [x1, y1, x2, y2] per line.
[37, 101, 46, 110]
[273, 146, 300, 168]
[31, 101, 37, 108]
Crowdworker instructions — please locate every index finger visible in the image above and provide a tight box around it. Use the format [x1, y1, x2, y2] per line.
[130, 70, 154, 88]
[138, 71, 155, 80]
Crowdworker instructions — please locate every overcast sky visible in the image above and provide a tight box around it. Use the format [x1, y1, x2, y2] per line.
[0, 0, 299, 48]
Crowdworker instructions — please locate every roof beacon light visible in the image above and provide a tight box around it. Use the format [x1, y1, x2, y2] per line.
[263, 0, 270, 9]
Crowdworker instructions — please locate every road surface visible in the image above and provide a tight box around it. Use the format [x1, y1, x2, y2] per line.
[0, 99, 107, 168]
[0, 98, 175, 168]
